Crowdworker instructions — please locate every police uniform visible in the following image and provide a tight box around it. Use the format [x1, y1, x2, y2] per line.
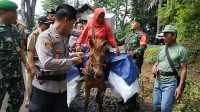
[29, 26, 73, 112]
[16, 20, 26, 40]
[27, 28, 42, 58]
[24, 27, 42, 106]
[16, 20, 27, 49]
[0, 1, 24, 112]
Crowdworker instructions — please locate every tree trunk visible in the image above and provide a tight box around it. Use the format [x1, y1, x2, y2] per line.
[157, 0, 163, 34]
[120, 0, 128, 28]
[20, 0, 37, 31]
[76, 0, 79, 9]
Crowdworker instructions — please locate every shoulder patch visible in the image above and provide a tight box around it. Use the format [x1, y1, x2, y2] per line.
[43, 39, 52, 49]
[53, 31, 59, 37]
[33, 30, 39, 35]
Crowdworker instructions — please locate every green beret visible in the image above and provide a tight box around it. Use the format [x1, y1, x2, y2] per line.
[133, 16, 143, 25]
[0, 0, 18, 10]
[162, 25, 178, 33]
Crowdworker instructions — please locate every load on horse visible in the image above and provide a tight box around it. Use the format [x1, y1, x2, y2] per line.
[67, 8, 140, 111]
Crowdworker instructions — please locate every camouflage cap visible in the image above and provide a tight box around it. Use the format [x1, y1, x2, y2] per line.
[162, 25, 178, 33]
[0, 0, 18, 10]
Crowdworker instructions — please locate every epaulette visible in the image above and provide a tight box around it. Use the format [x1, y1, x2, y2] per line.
[16, 20, 26, 27]
[32, 29, 39, 36]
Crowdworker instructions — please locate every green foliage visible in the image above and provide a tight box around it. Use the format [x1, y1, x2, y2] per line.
[175, 75, 200, 111]
[158, 0, 200, 62]
[115, 23, 131, 39]
[94, 0, 157, 36]
[42, 0, 65, 11]
[144, 45, 160, 64]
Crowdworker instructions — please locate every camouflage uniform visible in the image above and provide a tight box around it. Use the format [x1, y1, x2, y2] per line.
[121, 30, 147, 72]
[0, 21, 24, 112]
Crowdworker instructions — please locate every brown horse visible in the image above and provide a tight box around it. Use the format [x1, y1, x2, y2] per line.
[82, 38, 107, 111]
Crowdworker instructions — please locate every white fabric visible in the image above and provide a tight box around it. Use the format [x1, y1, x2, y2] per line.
[108, 71, 140, 103]
[67, 76, 83, 107]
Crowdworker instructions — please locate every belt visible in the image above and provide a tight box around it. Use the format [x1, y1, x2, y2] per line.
[37, 71, 66, 81]
[157, 70, 175, 76]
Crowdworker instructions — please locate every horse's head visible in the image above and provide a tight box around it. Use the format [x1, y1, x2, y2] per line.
[89, 38, 107, 79]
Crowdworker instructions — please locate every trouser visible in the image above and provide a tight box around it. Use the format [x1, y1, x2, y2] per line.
[29, 86, 68, 112]
[153, 80, 177, 112]
[132, 52, 144, 73]
[0, 77, 24, 112]
[22, 62, 33, 107]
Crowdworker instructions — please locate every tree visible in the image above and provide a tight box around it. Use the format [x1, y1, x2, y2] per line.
[148, 0, 166, 34]
[94, 0, 158, 40]
[94, 0, 130, 30]
[42, 0, 66, 11]
[20, 0, 37, 31]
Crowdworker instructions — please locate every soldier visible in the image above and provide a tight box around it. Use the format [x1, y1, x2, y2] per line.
[29, 4, 84, 112]
[25, 16, 50, 107]
[47, 8, 56, 24]
[0, 0, 30, 112]
[118, 17, 147, 111]
[119, 17, 147, 73]
[151, 25, 187, 111]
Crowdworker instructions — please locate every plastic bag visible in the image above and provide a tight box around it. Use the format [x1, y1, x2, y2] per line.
[108, 71, 140, 103]
[67, 76, 83, 107]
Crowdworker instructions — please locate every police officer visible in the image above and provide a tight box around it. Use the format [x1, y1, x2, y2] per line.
[29, 4, 84, 112]
[25, 16, 50, 107]
[0, 0, 30, 111]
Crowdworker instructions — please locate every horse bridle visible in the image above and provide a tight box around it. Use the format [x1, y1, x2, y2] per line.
[82, 59, 106, 79]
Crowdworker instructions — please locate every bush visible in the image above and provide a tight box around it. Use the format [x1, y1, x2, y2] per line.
[175, 75, 200, 111]
[158, 0, 200, 62]
[144, 45, 160, 64]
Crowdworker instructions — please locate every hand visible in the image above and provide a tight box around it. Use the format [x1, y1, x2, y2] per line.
[130, 50, 136, 56]
[76, 45, 81, 52]
[71, 57, 82, 65]
[151, 65, 158, 75]
[29, 66, 36, 77]
[115, 47, 120, 55]
[174, 86, 184, 99]
[75, 52, 85, 59]
[149, 74, 155, 81]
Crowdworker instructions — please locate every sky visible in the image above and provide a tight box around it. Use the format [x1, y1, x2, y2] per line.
[12, 0, 94, 16]
[12, 0, 44, 15]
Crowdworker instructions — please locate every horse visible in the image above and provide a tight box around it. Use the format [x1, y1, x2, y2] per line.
[82, 38, 107, 111]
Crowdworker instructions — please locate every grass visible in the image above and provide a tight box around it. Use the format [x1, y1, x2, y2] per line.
[174, 75, 200, 111]
[144, 45, 160, 64]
